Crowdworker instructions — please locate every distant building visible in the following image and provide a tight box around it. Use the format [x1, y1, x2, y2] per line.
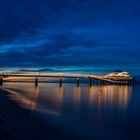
[105, 70, 131, 77]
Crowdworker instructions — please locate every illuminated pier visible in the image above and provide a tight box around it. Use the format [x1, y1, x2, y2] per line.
[0, 70, 139, 86]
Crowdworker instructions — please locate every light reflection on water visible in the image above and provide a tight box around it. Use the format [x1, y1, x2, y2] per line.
[3, 82, 140, 139]
[3, 83, 132, 115]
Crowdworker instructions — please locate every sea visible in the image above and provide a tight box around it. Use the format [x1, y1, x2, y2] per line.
[2, 82, 140, 140]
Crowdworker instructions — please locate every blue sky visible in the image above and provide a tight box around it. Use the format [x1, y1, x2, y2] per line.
[0, 0, 140, 75]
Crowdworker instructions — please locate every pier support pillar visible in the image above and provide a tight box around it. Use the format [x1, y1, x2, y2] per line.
[96, 80, 98, 85]
[35, 77, 38, 87]
[92, 79, 95, 85]
[110, 82, 113, 85]
[77, 78, 80, 87]
[107, 81, 110, 85]
[101, 80, 104, 85]
[89, 78, 92, 87]
[96, 80, 99, 85]
[99, 80, 102, 85]
[0, 77, 3, 86]
[59, 78, 62, 87]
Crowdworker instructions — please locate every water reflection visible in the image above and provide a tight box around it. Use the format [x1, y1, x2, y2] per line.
[4, 85, 39, 110]
[88, 86, 132, 110]
[3, 83, 132, 118]
[3, 83, 140, 140]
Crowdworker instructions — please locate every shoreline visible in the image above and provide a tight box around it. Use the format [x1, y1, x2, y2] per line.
[0, 88, 70, 140]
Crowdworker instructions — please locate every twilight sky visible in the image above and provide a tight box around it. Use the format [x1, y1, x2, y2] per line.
[0, 0, 140, 75]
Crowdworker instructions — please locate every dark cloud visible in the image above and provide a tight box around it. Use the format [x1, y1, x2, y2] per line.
[0, 0, 140, 74]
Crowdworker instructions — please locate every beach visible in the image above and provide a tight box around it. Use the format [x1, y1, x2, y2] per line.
[0, 88, 68, 140]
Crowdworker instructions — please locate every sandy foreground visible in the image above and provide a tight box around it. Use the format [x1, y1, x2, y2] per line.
[0, 88, 79, 140]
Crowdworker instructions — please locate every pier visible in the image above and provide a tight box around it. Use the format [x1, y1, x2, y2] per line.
[0, 71, 139, 87]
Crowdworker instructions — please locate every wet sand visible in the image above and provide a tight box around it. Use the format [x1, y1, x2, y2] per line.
[0, 89, 81, 140]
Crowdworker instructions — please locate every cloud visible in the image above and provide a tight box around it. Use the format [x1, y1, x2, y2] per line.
[0, 0, 140, 74]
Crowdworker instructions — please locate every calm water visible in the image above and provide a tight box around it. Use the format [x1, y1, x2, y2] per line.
[2, 83, 140, 140]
